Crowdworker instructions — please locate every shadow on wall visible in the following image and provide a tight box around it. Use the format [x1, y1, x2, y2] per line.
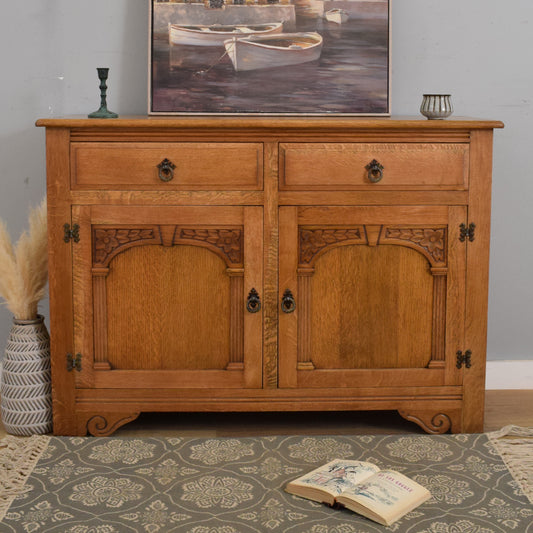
[118, 3, 150, 114]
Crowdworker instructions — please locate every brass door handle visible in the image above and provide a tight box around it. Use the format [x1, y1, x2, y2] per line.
[281, 289, 296, 313]
[246, 288, 261, 313]
[365, 159, 384, 183]
[157, 158, 176, 182]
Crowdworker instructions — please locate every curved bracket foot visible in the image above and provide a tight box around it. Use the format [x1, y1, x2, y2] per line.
[85, 412, 141, 436]
[398, 409, 461, 434]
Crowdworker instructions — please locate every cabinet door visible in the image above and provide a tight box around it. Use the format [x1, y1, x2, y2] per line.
[71, 205, 263, 389]
[279, 205, 466, 389]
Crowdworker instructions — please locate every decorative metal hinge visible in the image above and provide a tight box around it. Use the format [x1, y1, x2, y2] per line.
[67, 353, 82, 372]
[63, 223, 80, 243]
[456, 350, 472, 369]
[459, 222, 475, 242]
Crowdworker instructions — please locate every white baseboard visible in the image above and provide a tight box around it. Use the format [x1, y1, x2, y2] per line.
[486, 360, 533, 390]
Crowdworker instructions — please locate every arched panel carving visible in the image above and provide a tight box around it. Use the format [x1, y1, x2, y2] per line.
[94, 228, 158, 266]
[93, 225, 243, 267]
[382, 227, 447, 266]
[299, 227, 365, 265]
[298, 225, 447, 267]
[176, 228, 243, 266]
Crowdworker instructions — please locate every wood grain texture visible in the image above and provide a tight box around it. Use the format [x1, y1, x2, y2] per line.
[105, 244, 231, 371]
[430, 268, 447, 364]
[74, 384, 464, 403]
[88, 205, 244, 226]
[228, 273, 244, 367]
[72, 206, 97, 388]
[36, 115, 504, 131]
[280, 143, 469, 190]
[91, 271, 111, 371]
[298, 205, 450, 226]
[297, 272, 312, 366]
[71, 190, 265, 206]
[243, 206, 263, 388]
[71, 142, 263, 190]
[262, 142, 280, 388]
[278, 207, 298, 388]
[462, 130, 495, 432]
[279, 191, 469, 206]
[40, 117, 500, 435]
[444, 206, 467, 386]
[90, 369, 245, 390]
[309, 245, 433, 370]
[45, 128, 78, 435]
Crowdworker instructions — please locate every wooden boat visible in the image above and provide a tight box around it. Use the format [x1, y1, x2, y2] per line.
[324, 8, 349, 24]
[224, 32, 323, 71]
[169, 22, 283, 47]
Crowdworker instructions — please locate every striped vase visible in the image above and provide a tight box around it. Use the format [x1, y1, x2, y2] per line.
[1, 315, 53, 435]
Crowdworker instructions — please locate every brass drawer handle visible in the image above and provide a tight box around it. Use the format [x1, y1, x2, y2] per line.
[246, 288, 261, 313]
[365, 159, 384, 183]
[157, 158, 176, 182]
[281, 289, 296, 313]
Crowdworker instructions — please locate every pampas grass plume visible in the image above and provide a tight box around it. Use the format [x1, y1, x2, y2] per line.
[0, 198, 48, 320]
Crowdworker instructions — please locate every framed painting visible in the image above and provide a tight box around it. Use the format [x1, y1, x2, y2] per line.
[149, 0, 390, 115]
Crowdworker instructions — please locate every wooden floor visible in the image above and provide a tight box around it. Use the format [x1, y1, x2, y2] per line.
[1, 390, 532, 438]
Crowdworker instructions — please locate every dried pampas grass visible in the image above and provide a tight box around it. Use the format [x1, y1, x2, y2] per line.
[0, 198, 48, 320]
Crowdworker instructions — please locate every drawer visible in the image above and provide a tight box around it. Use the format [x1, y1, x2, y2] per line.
[279, 143, 469, 190]
[71, 142, 263, 190]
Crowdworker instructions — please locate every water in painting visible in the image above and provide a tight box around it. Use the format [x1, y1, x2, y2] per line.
[150, 0, 389, 114]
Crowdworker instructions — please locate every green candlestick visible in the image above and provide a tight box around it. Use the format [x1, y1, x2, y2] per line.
[88, 68, 118, 118]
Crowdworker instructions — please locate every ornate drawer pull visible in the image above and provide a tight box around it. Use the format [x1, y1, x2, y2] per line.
[157, 158, 176, 182]
[246, 288, 261, 313]
[365, 159, 384, 183]
[281, 289, 296, 313]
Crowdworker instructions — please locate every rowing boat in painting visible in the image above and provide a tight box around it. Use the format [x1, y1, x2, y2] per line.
[324, 8, 349, 24]
[224, 32, 323, 71]
[169, 22, 283, 47]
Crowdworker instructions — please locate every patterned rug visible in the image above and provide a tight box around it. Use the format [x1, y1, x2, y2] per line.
[0, 426, 532, 533]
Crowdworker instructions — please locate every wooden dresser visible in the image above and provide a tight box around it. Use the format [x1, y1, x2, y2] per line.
[37, 116, 503, 436]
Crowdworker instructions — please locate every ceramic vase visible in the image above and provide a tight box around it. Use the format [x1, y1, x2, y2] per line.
[420, 94, 453, 120]
[0, 315, 53, 435]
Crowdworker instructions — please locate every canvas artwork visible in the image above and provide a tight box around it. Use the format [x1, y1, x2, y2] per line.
[149, 0, 390, 115]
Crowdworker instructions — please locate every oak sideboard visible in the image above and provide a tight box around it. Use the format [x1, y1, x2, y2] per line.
[37, 116, 503, 436]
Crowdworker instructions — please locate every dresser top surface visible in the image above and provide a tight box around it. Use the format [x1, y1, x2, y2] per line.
[36, 115, 504, 132]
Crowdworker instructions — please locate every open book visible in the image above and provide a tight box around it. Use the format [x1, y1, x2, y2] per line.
[285, 459, 431, 526]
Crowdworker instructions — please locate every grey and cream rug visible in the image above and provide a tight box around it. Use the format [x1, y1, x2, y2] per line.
[0, 426, 532, 532]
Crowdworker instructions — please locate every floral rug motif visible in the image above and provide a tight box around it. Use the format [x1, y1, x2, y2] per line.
[0, 428, 532, 532]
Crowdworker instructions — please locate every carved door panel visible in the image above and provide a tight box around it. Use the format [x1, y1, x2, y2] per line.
[278, 205, 466, 389]
[71, 205, 263, 390]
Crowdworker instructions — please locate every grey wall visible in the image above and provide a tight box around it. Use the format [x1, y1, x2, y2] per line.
[0, 0, 531, 363]
[393, 1, 532, 363]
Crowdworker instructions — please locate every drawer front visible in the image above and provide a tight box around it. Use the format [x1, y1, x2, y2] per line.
[280, 143, 469, 190]
[71, 142, 263, 190]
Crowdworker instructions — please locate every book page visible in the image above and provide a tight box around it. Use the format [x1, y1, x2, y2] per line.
[337, 470, 431, 525]
[288, 460, 380, 497]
